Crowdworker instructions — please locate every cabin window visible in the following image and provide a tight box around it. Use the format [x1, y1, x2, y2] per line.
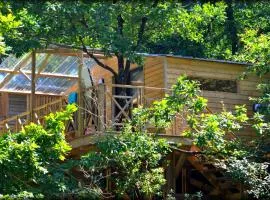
[190, 77, 237, 93]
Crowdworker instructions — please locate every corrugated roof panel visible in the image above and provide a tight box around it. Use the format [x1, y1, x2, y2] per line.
[0, 72, 7, 82]
[3, 74, 31, 92]
[0, 55, 21, 69]
[0, 52, 96, 95]
[42, 55, 78, 75]
[36, 77, 77, 94]
[22, 53, 47, 71]
[51, 56, 78, 75]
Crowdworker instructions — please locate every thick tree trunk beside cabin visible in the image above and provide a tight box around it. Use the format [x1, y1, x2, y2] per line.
[225, 0, 238, 55]
[114, 58, 132, 125]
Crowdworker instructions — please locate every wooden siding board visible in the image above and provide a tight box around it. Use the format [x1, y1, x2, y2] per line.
[8, 94, 27, 117]
[0, 93, 8, 120]
[165, 57, 260, 138]
[144, 57, 165, 101]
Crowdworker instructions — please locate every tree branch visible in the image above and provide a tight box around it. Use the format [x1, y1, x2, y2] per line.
[117, 14, 124, 36]
[79, 38, 118, 77]
[134, 16, 147, 51]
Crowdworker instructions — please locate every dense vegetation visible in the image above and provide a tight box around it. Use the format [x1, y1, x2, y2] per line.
[0, 0, 269, 199]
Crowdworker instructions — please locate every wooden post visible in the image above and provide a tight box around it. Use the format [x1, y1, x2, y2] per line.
[172, 152, 176, 191]
[77, 52, 83, 137]
[0, 93, 9, 118]
[97, 84, 105, 132]
[166, 153, 175, 194]
[182, 168, 187, 193]
[30, 51, 36, 121]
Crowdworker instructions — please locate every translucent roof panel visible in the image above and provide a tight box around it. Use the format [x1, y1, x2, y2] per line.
[84, 58, 97, 69]
[0, 50, 98, 95]
[22, 53, 47, 71]
[3, 74, 31, 92]
[36, 77, 77, 94]
[0, 73, 7, 82]
[0, 55, 22, 69]
[43, 55, 79, 75]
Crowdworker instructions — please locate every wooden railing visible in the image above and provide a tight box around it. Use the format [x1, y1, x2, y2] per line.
[0, 84, 192, 137]
[110, 84, 188, 135]
[0, 97, 66, 135]
[82, 84, 188, 136]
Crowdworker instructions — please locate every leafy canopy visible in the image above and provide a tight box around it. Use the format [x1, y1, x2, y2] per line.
[0, 2, 21, 54]
[80, 125, 171, 198]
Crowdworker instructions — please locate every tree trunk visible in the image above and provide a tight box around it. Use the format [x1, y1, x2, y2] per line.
[225, 0, 238, 55]
[113, 58, 132, 126]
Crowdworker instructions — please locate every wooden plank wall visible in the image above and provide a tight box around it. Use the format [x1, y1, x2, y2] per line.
[165, 57, 265, 114]
[164, 56, 267, 138]
[33, 94, 62, 108]
[8, 94, 27, 117]
[143, 56, 165, 103]
[0, 93, 62, 120]
[0, 93, 8, 120]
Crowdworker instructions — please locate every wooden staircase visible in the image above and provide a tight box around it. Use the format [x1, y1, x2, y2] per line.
[169, 146, 245, 200]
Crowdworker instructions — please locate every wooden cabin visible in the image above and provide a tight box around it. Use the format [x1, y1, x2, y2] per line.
[0, 48, 267, 199]
[91, 54, 267, 138]
[0, 48, 265, 138]
[144, 55, 262, 112]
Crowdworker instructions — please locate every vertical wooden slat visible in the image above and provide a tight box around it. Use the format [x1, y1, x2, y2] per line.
[30, 51, 36, 121]
[77, 52, 83, 137]
[182, 168, 187, 193]
[0, 93, 9, 118]
[163, 56, 168, 89]
[97, 84, 105, 132]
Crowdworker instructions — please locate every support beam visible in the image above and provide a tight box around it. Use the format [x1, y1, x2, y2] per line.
[77, 52, 83, 137]
[35, 48, 106, 59]
[0, 68, 78, 79]
[97, 84, 105, 131]
[175, 153, 187, 178]
[0, 93, 9, 118]
[19, 69, 31, 81]
[37, 54, 51, 74]
[30, 51, 36, 121]
[187, 146, 221, 194]
[0, 89, 63, 96]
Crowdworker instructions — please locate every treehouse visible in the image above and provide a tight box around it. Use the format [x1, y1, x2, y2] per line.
[0, 47, 266, 199]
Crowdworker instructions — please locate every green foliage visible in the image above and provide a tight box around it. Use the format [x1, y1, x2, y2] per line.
[132, 75, 207, 129]
[133, 75, 249, 156]
[185, 105, 249, 156]
[6, 1, 174, 61]
[147, 2, 229, 58]
[0, 104, 78, 199]
[131, 75, 270, 199]
[80, 124, 170, 198]
[1, 1, 270, 198]
[0, 2, 21, 54]
[225, 158, 270, 200]
[235, 29, 270, 76]
[184, 191, 203, 200]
